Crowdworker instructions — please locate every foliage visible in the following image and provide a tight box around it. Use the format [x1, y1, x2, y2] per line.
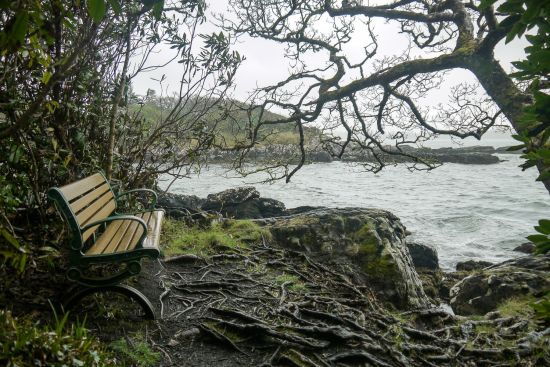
[162, 218, 271, 257]
[0, 0, 241, 268]
[0, 309, 113, 366]
[109, 333, 160, 367]
[0, 227, 27, 273]
[531, 292, 550, 325]
[527, 219, 550, 254]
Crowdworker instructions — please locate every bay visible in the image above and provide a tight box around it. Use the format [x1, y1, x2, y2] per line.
[160, 154, 550, 271]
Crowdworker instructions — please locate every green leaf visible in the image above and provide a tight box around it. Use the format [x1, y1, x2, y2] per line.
[152, 0, 164, 20]
[107, 0, 122, 15]
[527, 234, 549, 244]
[506, 144, 525, 151]
[87, 0, 106, 23]
[0, 228, 22, 251]
[11, 11, 29, 43]
[538, 219, 550, 233]
[536, 171, 550, 181]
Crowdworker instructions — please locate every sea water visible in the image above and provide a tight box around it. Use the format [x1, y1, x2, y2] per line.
[160, 154, 550, 271]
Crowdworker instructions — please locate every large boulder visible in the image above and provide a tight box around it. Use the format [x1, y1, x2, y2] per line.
[157, 192, 205, 217]
[407, 242, 439, 270]
[450, 255, 550, 315]
[203, 187, 286, 219]
[260, 208, 429, 309]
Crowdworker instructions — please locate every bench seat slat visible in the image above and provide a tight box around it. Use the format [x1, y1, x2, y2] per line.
[84, 210, 163, 256]
[144, 210, 163, 248]
[60, 173, 106, 201]
[85, 219, 125, 255]
[117, 212, 149, 252]
[81, 203, 117, 242]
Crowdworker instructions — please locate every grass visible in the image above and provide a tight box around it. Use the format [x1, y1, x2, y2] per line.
[0, 309, 114, 366]
[162, 218, 271, 257]
[275, 273, 306, 292]
[109, 332, 160, 367]
[497, 296, 536, 319]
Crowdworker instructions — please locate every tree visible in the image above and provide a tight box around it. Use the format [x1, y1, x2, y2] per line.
[0, 0, 241, 221]
[220, 0, 549, 189]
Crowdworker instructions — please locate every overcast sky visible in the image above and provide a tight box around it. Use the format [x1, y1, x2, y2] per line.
[130, 0, 527, 146]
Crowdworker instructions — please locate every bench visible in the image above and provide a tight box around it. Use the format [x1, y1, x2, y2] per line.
[48, 172, 164, 319]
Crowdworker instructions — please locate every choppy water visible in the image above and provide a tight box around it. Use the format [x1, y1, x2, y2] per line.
[160, 154, 550, 271]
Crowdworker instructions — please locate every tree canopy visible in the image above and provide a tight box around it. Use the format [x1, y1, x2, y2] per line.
[218, 0, 550, 188]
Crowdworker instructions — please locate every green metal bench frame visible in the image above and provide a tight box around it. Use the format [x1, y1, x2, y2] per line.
[48, 172, 163, 319]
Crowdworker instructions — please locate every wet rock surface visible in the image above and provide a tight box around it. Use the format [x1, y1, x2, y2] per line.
[450, 255, 550, 315]
[258, 207, 429, 309]
[158, 187, 287, 219]
[455, 259, 494, 272]
[407, 242, 439, 270]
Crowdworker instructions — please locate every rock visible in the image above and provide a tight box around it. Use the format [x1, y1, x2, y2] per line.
[203, 187, 260, 208]
[203, 187, 286, 219]
[262, 207, 429, 309]
[407, 242, 439, 270]
[450, 255, 550, 315]
[455, 260, 494, 272]
[514, 242, 536, 254]
[157, 192, 205, 217]
[308, 151, 332, 162]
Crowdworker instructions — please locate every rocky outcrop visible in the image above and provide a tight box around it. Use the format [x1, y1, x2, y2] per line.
[207, 144, 504, 165]
[407, 242, 439, 270]
[450, 255, 550, 315]
[157, 192, 205, 218]
[514, 242, 536, 254]
[455, 260, 494, 272]
[259, 208, 429, 309]
[158, 187, 287, 219]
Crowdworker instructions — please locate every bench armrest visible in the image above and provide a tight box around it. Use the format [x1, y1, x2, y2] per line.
[81, 215, 148, 235]
[115, 189, 158, 211]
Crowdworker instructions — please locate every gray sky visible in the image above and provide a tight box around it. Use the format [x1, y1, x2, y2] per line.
[130, 0, 526, 146]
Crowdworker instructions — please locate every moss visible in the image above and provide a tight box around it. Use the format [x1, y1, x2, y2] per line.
[475, 324, 497, 335]
[162, 218, 270, 257]
[109, 332, 160, 367]
[283, 216, 320, 227]
[352, 224, 399, 279]
[498, 296, 536, 319]
[275, 273, 306, 292]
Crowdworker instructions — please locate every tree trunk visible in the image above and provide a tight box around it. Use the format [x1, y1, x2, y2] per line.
[466, 54, 550, 194]
[105, 18, 132, 181]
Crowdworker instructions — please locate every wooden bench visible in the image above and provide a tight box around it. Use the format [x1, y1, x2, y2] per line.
[48, 172, 164, 319]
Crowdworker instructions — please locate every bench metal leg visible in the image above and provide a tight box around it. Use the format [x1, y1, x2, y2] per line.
[63, 284, 156, 320]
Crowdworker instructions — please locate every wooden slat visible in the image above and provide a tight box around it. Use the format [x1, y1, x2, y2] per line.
[144, 211, 164, 248]
[76, 191, 115, 227]
[60, 173, 105, 201]
[83, 210, 163, 256]
[71, 183, 111, 214]
[103, 218, 134, 254]
[121, 212, 151, 252]
[85, 220, 125, 255]
[81, 202, 117, 242]
[116, 216, 147, 252]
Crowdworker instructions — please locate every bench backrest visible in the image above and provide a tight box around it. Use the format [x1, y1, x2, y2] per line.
[48, 173, 116, 249]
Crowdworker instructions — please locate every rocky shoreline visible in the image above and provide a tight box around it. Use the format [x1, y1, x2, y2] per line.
[147, 186, 550, 365]
[157, 187, 550, 313]
[205, 144, 518, 165]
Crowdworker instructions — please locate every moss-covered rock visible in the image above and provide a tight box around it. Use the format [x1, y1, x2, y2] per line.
[450, 255, 550, 315]
[260, 208, 428, 308]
